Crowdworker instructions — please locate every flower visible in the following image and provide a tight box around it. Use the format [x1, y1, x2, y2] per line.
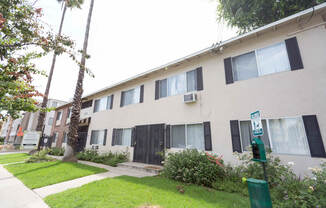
[309, 186, 314, 191]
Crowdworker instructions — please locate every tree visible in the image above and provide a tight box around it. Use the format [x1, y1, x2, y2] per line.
[0, 0, 80, 120]
[63, 0, 95, 162]
[217, 0, 326, 34]
[35, 0, 84, 148]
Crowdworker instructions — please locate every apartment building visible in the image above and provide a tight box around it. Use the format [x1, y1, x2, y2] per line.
[0, 99, 66, 145]
[51, 100, 93, 149]
[54, 4, 326, 175]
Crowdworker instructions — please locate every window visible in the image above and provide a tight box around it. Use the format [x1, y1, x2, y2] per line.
[56, 112, 62, 121]
[94, 96, 112, 113]
[232, 42, 290, 81]
[239, 117, 310, 155]
[51, 101, 57, 108]
[48, 117, 53, 126]
[52, 133, 58, 143]
[113, 128, 132, 146]
[121, 87, 140, 106]
[90, 130, 106, 145]
[63, 132, 67, 143]
[171, 124, 204, 150]
[81, 100, 93, 109]
[67, 108, 72, 118]
[239, 120, 270, 151]
[269, 118, 309, 155]
[159, 69, 198, 98]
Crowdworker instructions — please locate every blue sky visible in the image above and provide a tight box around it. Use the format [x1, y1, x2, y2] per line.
[33, 0, 237, 102]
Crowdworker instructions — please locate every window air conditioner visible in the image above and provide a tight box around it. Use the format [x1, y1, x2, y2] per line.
[183, 93, 197, 103]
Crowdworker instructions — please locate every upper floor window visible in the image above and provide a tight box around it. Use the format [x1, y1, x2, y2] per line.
[51, 101, 58, 108]
[63, 132, 67, 143]
[112, 128, 132, 146]
[232, 42, 291, 81]
[120, 85, 144, 107]
[56, 112, 62, 121]
[94, 95, 113, 113]
[90, 129, 107, 145]
[224, 37, 303, 84]
[67, 107, 72, 118]
[155, 67, 203, 100]
[52, 132, 58, 143]
[81, 100, 93, 109]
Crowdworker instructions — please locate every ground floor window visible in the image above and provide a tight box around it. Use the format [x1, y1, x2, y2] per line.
[171, 123, 204, 150]
[63, 132, 67, 143]
[90, 130, 106, 145]
[239, 117, 310, 155]
[113, 128, 132, 146]
[52, 133, 58, 143]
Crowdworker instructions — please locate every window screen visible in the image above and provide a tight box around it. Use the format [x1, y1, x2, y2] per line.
[239, 120, 270, 151]
[171, 125, 186, 148]
[90, 130, 106, 145]
[122, 87, 140, 106]
[114, 128, 131, 146]
[232, 51, 258, 81]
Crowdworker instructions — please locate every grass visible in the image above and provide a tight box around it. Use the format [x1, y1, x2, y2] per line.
[45, 176, 250, 208]
[0, 153, 30, 164]
[5, 161, 107, 189]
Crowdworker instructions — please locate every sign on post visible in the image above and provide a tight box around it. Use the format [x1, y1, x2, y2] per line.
[21, 131, 41, 150]
[250, 111, 263, 136]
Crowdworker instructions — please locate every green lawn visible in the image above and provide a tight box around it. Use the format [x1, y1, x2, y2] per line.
[45, 176, 250, 208]
[5, 161, 107, 189]
[0, 153, 30, 164]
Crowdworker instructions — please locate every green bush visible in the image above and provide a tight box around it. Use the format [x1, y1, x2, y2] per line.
[215, 152, 326, 208]
[48, 147, 65, 156]
[162, 149, 225, 187]
[0, 137, 5, 145]
[26, 150, 55, 163]
[76, 149, 128, 167]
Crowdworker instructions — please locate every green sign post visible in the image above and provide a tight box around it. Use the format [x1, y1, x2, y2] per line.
[246, 111, 272, 208]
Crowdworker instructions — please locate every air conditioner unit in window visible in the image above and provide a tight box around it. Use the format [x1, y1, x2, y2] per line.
[91, 145, 99, 150]
[184, 93, 197, 103]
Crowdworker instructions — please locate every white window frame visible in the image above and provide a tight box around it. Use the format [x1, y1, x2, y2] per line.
[93, 95, 112, 113]
[159, 69, 198, 99]
[122, 86, 141, 107]
[90, 129, 106, 145]
[170, 122, 204, 150]
[238, 116, 311, 156]
[231, 41, 290, 82]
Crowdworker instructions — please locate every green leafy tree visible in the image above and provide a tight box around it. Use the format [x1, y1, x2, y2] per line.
[217, 0, 326, 34]
[0, 0, 81, 120]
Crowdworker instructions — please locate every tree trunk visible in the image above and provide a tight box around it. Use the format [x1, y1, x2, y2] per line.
[62, 0, 95, 162]
[36, 3, 67, 150]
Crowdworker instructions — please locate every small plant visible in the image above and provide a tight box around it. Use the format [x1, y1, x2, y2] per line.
[76, 149, 128, 167]
[162, 149, 225, 187]
[48, 147, 65, 156]
[0, 137, 5, 145]
[26, 150, 55, 163]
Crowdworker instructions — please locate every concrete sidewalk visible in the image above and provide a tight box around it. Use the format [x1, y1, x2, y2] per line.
[0, 165, 49, 208]
[34, 157, 157, 198]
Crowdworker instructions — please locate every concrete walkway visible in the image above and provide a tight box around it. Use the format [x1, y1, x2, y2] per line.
[34, 157, 157, 198]
[0, 165, 49, 208]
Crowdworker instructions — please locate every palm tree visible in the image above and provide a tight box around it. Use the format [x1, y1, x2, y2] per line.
[63, 0, 95, 162]
[36, 0, 84, 149]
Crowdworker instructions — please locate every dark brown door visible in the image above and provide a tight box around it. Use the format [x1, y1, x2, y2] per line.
[133, 124, 164, 165]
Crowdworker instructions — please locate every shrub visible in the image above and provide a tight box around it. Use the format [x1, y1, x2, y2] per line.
[76, 149, 128, 167]
[215, 152, 326, 208]
[162, 149, 225, 187]
[0, 137, 5, 145]
[26, 150, 55, 163]
[48, 147, 65, 156]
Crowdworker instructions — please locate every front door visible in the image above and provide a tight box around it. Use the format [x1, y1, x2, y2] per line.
[77, 126, 88, 152]
[133, 124, 164, 165]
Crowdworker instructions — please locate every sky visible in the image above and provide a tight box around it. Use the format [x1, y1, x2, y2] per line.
[33, 0, 237, 102]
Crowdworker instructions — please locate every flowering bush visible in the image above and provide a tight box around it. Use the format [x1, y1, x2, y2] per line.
[162, 149, 225, 187]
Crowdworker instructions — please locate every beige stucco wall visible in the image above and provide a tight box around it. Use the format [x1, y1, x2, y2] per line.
[85, 14, 326, 176]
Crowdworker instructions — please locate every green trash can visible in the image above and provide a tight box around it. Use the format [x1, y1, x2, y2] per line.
[247, 178, 272, 208]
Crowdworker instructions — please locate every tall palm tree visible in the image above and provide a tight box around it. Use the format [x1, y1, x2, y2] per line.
[36, 0, 84, 149]
[63, 0, 95, 162]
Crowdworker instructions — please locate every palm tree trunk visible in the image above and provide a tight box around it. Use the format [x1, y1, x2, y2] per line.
[62, 0, 95, 162]
[36, 3, 67, 149]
